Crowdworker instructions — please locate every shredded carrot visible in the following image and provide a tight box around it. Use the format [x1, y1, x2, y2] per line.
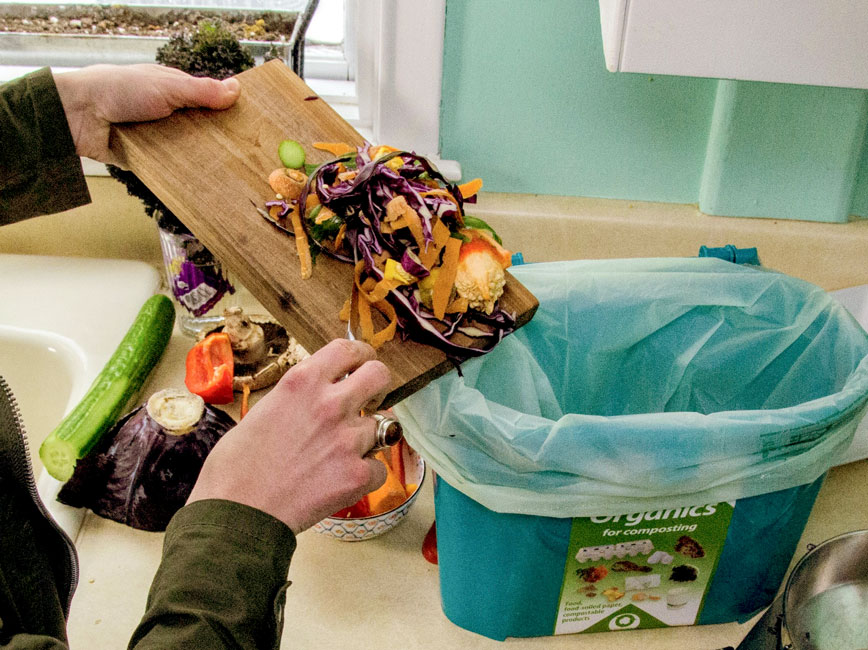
[385, 196, 407, 222]
[351, 265, 400, 348]
[373, 252, 389, 271]
[339, 298, 351, 322]
[334, 223, 346, 251]
[432, 237, 462, 320]
[312, 141, 356, 157]
[305, 193, 320, 211]
[365, 277, 402, 303]
[385, 196, 426, 255]
[446, 296, 469, 314]
[421, 188, 460, 206]
[370, 299, 398, 348]
[289, 206, 312, 279]
[354, 265, 377, 344]
[419, 218, 452, 269]
[457, 178, 483, 199]
[402, 210, 426, 253]
[387, 216, 410, 231]
[314, 206, 336, 224]
[368, 144, 399, 160]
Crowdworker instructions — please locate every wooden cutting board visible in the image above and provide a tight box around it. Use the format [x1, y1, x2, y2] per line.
[112, 59, 538, 408]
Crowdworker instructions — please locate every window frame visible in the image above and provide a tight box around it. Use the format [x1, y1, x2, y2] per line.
[347, 0, 458, 178]
[1, 0, 457, 176]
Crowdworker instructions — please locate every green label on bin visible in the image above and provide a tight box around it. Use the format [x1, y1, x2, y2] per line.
[554, 502, 734, 635]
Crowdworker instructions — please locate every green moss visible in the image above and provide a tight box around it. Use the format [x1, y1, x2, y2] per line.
[107, 21, 256, 233]
[155, 20, 255, 80]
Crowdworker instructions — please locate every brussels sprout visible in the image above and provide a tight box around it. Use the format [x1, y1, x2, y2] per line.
[57, 389, 236, 532]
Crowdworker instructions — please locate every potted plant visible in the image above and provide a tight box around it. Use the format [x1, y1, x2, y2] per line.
[108, 21, 261, 335]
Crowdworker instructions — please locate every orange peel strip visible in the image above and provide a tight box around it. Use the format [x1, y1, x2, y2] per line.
[381, 216, 409, 234]
[385, 196, 426, 253]
[314, 206, 336, 224]
[385, 196, 409, 222]
[354, 264, 377, 344]
[419, 218, 451, 269]
[402, 208, 427, 255]
[358, 289, 375, 343]
[370, 299, 398, 348]
[305, 194, 320, 211]
[334, 223, 347, 251]
[365, 277, 402, 304]
[369, 144, 400, 159]
[313, 142, 356, 157]
[339, 297, 352, 322]
[351, 266, 400, 348]
[432, 237, 462, 320]
[446, 296, 469, 314]
[289, 207, 313, 279]
[456, 178, 483, 199]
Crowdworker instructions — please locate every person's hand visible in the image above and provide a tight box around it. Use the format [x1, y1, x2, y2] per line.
[187, 339, 392, 534]
[54, 63, 241, 167]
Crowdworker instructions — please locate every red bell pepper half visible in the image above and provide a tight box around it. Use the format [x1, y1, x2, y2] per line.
[185, 332, 235, 404]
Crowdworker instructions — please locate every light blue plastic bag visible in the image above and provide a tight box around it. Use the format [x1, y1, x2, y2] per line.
[394, 258, 868, 517]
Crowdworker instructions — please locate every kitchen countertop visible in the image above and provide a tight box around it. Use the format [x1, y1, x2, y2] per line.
[64, 308, 868, 650]
[12, 178, 865, 648]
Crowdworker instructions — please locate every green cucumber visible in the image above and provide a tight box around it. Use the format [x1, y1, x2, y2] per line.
[278, 139, 306, 169]
[39, 293, 175, 481]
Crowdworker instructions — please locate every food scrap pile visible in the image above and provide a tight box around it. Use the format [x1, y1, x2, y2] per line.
[262, 140, 516, 359]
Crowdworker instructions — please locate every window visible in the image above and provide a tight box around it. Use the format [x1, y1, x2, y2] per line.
[347, 0, 457, 178]
[0, 0, 457, 177]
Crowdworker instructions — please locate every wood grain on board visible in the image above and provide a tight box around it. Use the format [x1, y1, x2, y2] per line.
[111, 59, 538, 407]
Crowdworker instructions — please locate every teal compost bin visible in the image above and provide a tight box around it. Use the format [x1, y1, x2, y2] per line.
[393, 258, 868, 641]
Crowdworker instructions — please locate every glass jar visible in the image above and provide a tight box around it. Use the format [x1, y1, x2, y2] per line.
[157, 224, 239, 337]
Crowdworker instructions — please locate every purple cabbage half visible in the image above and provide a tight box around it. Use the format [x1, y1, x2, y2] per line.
[57, 391, 236, 532]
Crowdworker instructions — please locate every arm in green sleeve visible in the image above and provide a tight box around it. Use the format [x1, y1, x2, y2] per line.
[0, 68, 91, 226]
[0, 634, 68, 649]
[128, 499, 297, 650]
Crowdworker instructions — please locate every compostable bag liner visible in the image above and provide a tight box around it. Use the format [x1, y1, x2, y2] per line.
[394, 258, 868, 517]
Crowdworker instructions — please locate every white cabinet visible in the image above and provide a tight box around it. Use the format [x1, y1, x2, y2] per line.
[599, 0, 868, 89]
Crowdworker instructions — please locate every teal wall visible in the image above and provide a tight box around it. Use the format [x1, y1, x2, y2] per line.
[440, 0, 868, 223]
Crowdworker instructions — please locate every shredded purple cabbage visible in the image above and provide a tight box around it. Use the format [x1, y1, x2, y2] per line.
[264, 199, 291, 218]
[277, 147, 515, 360]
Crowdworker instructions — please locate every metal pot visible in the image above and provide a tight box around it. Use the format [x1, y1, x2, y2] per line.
[736, 529, 868, 650]
[783, 529, 868, 649]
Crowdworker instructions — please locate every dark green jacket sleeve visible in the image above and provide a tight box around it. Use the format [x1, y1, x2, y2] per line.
[129, 499, 297, 650]
[0, 68, 91, 225]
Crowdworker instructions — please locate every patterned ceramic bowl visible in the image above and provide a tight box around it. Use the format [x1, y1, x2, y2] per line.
[312, 447, 425, 542]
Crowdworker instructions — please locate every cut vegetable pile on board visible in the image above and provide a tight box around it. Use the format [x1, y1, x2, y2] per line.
[259, 139, 517, 360]
[38, 125, 525, 537]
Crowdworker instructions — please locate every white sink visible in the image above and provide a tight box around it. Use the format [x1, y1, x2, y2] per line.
[0, 254, 161, 537]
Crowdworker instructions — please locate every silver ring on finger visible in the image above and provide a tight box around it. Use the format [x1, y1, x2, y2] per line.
[371, 414, 403, 451]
